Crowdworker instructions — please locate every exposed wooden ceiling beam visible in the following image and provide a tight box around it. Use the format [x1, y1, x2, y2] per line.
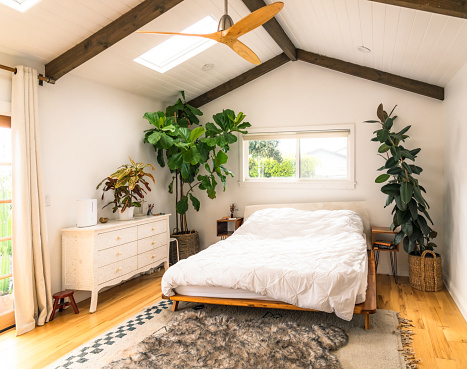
[188, 53, 290, 107]
[297, 49, 444, 100]
[368, 0, 467, 19]
[45, 0, 184, 80]
[241, 0, 297, 61]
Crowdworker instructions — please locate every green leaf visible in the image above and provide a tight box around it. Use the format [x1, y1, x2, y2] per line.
[408, 200, 418, 220]
[397, 125, 411, 136]
[176, 196, 189, 215]
[168, 180, 174, 194]
[385, 195, 394, 207]
[181, 162, 190, 179]
[189, 126, 205, 142]
[401, 221, 414, 237]
[377, 129, 389, 142]
[159, 133, 174, 149]
[400, 182, 413, 204]
[394, 231, 405, 245]
[156, 149, 165, 167]
[378, 144, 390, 153]
[381, 183, 400, 195]
[416, 215, 431, 236]
[384, 157, 398, 169]
[413, 186, 426, 206]
[189, 194, 200, 211]
[215, 150, 228, 166]
[384, 117, 393, 130]
[375, 174, 390, 183]
[167, 153, 183, 170]
[395, 195, 407, 211]
[363, 120, 380, 123]
[147, 131, 162, 145]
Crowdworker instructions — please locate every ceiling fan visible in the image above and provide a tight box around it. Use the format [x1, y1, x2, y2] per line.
[137, 1, 284, 65]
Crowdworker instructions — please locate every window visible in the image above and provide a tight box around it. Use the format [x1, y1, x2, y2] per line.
[0, 115, 13, 331]
[240, 125, 355, 189]
[0, 0, 42, 12]
[134, 16, 218, 73]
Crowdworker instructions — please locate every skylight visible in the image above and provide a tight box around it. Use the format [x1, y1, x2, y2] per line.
[134, 16, 218, 74]
[0, 0, 42, 12]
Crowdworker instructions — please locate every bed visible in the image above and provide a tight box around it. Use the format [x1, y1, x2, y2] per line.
[161, 202, 376, 329]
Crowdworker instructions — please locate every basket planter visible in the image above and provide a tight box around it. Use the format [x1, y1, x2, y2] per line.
[408, 250, 443, 292]
[171, 230, 200, 260]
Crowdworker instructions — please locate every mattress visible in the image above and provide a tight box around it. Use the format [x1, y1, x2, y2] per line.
[162, 207, 368, 320]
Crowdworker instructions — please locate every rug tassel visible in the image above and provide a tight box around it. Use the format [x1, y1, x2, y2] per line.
[397, 314, 420, 369]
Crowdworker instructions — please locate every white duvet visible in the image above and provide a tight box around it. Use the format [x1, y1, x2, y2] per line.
[162, 208, 368, 320]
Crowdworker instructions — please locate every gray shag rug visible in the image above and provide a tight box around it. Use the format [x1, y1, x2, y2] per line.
[47, 299, 408, 369]
[106, 311, 348, 369]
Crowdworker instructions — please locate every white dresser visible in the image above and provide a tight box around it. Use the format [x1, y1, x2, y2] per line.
[62, 214, 170, 312]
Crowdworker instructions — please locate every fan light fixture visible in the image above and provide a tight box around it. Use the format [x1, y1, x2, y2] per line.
[138, 2, 284, 65]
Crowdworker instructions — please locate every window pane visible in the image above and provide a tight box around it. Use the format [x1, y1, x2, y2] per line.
[0, 127, 12, 163]
[248, 139, 296, 178]
[300, 137, 348, 179]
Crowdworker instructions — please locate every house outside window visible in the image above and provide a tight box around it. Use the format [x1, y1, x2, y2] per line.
[240, 124, 355, 189]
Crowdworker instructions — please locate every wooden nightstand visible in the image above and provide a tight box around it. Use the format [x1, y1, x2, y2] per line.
[371, 226, 400, 283]
[217, 218, 243, 240]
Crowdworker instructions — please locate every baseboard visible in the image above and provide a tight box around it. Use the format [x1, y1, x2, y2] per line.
[443, 273, 467, 322]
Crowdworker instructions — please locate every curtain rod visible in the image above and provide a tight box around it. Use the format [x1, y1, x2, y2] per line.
[0, 63, 55, 85]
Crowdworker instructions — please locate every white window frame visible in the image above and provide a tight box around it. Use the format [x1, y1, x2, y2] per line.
[239, 124, 356, 189]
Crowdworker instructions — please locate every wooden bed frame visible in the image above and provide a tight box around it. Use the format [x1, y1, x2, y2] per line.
[162, 202, 377, 330]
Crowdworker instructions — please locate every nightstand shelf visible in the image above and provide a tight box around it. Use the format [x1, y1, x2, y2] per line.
[371, 226, 400, 283]
[217, 218, 243, 240]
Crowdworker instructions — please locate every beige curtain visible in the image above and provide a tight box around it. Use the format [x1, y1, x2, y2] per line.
[11, 66, 52, 336]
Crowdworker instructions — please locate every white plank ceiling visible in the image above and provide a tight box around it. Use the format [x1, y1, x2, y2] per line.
[0, 0, 466, 103]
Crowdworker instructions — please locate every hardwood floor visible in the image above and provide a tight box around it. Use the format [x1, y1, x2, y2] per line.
[0, 272, 466, 369]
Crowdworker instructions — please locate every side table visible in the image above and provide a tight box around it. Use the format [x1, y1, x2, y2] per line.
[216, 218, 243, 240]
[371, 226, 400, 283]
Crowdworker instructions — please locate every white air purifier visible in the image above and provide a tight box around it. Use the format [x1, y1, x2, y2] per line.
[77, 199, 97, 227]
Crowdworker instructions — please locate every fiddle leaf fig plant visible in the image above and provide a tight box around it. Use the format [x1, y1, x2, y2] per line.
[144, 92, 250, 234]
[97, 157, 155, 213]
[365, 104, 437, 255]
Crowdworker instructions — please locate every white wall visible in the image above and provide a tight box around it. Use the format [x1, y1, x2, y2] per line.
[186, 61, 445, 277]
[39, 74, 171, 300]
[444, 61, 467, 320]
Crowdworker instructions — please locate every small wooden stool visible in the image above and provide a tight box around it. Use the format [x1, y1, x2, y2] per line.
[50, 290, 79, 321]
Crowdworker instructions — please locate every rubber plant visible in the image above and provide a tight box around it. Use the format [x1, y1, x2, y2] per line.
[97, 157, 155, 213]
[143, 92, 250, 234]
[365, 103, 437, 255]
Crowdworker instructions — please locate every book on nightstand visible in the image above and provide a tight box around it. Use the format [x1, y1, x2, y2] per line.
[374, 240, 395, 250]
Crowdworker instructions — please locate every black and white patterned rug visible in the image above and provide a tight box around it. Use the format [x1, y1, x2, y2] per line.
[48, 300, 407, 369]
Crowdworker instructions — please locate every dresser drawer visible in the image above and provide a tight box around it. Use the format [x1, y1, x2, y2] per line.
[138, 219, 168, 239]
[97, 241, 137, 268]
[138, 246, 168, 269]
[97, 227, 137, 251]
[138, 233, 168, 254]
[98, 256, 137, 284]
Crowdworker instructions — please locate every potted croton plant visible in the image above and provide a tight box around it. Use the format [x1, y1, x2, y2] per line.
[97, 157, 155, 220]
[143, 92, 250, 259]
[365, 104, 442, 292]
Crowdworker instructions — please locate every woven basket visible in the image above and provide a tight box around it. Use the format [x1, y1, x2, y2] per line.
[408, 250, 443, 292]
[170, 230, 200, 260]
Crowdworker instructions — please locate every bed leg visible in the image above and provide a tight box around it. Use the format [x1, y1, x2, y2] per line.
[364, 313, 370, 330]
[172, 300, 179, 312]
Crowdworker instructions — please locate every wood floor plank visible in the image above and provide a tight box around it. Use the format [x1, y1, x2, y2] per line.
[0, 272, 465, 369]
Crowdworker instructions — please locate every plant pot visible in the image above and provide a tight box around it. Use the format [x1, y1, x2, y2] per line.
[408, 250, 443, 292]
[170, 230, 200, 261]
[118, 207, 134, 221]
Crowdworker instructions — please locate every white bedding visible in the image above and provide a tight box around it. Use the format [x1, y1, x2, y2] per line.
[162, 208, 368, 320]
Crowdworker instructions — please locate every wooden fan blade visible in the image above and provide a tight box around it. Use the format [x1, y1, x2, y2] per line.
[137, 30, 222, 42]
[228, 40, 261, 65]
[225, 2, 284, 38]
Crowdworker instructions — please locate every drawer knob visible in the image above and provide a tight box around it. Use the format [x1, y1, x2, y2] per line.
[152, 241, 156, 245]
[151, 255, 156, 259]
[117, 236, 122, 240]
[117, 251, 122, 256]
[116, 267, 122, 272]
[152, 227, 156, 231]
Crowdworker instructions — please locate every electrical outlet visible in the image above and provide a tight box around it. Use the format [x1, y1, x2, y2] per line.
[45, 194, 51, 206]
